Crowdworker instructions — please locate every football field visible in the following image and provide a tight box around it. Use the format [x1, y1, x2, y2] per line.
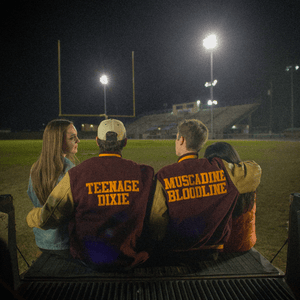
[1, 138, 299, 274]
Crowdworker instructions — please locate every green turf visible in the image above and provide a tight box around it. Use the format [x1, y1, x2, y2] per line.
[1, 139, 299, 274]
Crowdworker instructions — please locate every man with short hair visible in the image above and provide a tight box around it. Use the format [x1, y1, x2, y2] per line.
[27, 119, 154, 270]
[149, 119, 261, 261]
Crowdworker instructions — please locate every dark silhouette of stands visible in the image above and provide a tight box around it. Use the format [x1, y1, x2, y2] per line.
[126, 103, 260, 139]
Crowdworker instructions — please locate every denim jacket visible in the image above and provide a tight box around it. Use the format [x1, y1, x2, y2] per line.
[27, 157, 75, 250]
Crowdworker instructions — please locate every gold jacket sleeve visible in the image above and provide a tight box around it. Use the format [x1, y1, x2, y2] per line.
[26, 172, 74, 230]
[148, 180, 169, 241]
[222, 160, 262, 194]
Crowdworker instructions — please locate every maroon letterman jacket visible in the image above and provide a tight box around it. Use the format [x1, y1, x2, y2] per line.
[67, 153, 154, 268]
[149, 153, 262, 252]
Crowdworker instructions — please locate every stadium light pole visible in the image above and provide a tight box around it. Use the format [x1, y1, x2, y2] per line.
[197, 100, 201, 111]
[100, 75, 108, 119]
[203, 34, 217, 139]
[285, 65, 299, 135]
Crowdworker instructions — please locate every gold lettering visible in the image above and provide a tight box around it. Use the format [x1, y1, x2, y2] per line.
[214, 183, 222, 194]
[214, 171, 221, 182]
[110, 193, 117, 205]
[174, 176, 182, 187]
[182, 188, 190, 200]
[188, 174, 195, 186]
[86, 183, 94, 194]
[117, 193, 122, 205]
[219, 170, 226, 181]
[97, 193, 132, 206]
[132, 180, 139, 191]
[189, 187, 196, 199]
[201, 173, 209, 184]
[182, 175, 189, 186]
[94, 182, 101, 193]
[207, 183, 228, 195]
[195, 186, 202, 197]
[214, 170, 226, 182]
[105, 194, 110, 205]
[122, 193, 130, 205]
[201, 185, 210, 197]
[164, 178, 176, 190]
[102, 181, 109, 193]
[208, 172, 216, 183]
[175, 189, 183, 201]
[87, 180, 141, 194]
[195, 174, 201, 185]
[209, 184, 214, 195]
[117, 180, 124, 192]
[168, 190, 177, 202]
[124, 180, 131, 192]
[109, 181, 117, 192]
[98, 194, 105, 206]
[218, 182, 227, 194]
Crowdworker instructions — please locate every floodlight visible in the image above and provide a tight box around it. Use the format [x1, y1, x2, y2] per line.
[203, 35, 217, 50]
[207, 100, 218, 106]
[203, 34, 218, 139]
[100, 75, 108, 85]
[205, 80, 218, 88]
[100, 75, 108, 117]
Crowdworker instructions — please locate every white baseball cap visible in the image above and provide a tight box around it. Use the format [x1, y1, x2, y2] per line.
[97, 119, 126, 141]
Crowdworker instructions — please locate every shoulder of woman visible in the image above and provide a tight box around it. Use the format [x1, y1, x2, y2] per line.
[63, 156, 75, 168]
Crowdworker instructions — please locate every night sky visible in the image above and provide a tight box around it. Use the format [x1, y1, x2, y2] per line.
[1, 0, 300, 132]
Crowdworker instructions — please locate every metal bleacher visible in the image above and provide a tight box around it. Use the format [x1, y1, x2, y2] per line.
[126, 103, 260, 139]
[126, 112, 181, 139]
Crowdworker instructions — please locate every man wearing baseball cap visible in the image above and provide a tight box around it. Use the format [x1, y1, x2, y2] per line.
[27, 119, 154, 270]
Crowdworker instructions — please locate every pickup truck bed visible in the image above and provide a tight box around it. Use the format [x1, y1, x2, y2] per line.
[1, 193, 298, 300]
[17, 248, 295, 299]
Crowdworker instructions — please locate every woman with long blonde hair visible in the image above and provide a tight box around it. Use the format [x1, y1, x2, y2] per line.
[27, 119, 80, 256]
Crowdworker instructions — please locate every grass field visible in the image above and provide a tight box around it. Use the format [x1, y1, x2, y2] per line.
[1, 138, 300, 275]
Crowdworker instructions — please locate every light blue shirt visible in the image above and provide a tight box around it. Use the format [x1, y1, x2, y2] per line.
[27, 157, 75, 250]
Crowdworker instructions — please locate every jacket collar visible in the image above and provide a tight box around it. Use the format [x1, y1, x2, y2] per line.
[177, 152, 198, 163]
[99, 153, 122, 158]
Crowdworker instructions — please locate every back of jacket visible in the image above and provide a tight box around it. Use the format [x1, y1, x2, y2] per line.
[156, 157, 239, 251]
[68, 154, 154, 268]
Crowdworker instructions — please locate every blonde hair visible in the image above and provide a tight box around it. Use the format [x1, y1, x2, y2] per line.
[30, 119, 76, 204]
